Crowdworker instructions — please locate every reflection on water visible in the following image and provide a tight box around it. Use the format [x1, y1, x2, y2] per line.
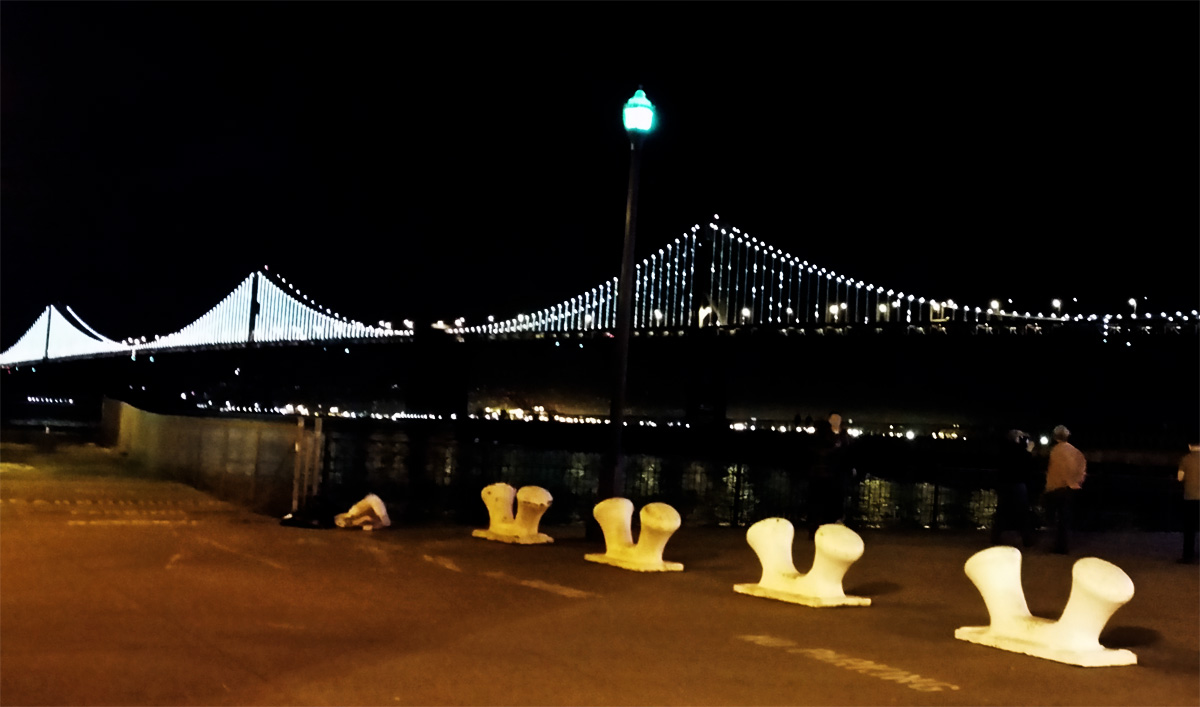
[320, 428, 1004, 530]
[306, 422, 1183, 532]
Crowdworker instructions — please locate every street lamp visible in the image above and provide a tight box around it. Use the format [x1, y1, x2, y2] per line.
[1128, 298, 1137, 318]
[606, 87, 655, 512]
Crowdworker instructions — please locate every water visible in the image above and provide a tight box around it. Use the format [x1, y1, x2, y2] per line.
[311, 420, 1183, 532]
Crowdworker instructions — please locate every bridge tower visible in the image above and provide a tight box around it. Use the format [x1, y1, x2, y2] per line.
[247, 272, 260, 343]
[690, 228, 715, 329]
[684, 228, 727, 425]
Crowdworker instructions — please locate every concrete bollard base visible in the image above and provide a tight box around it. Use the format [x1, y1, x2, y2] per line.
[955, 625, 1137, 667]
[584, 552, 683, 572]
[733, 582, 871, 607]
[471, 529, 554, 545]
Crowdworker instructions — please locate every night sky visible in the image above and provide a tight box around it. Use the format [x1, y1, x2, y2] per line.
[2, 2, 1197, 349]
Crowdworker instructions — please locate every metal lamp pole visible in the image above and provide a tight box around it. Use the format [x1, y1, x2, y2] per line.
[603, 88, 656, 509]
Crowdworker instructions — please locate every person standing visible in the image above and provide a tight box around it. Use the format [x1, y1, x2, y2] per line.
[1043, 425, 1087, 554]
[992, 429, 1037, 547]
[1178, 442, 1199, 563]
[807, 411, 852, 537]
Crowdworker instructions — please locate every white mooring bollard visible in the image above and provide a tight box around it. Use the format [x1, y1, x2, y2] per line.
[334, 493, 391, 531]
[954, 546, 1136, 666]
[471, 483, 554, 544]
[733, 518, 870, 607]
[584, 497, 683, 572]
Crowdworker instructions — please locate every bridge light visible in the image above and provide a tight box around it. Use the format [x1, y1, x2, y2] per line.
[990, 300, 1000, 311]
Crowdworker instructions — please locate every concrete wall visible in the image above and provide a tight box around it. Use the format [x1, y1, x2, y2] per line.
[102, 399, 302, 516]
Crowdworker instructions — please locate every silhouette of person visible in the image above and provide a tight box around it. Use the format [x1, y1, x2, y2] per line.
[1042, 425, 1087, 554]
[807, 411, 852, 537]
[991, 430, 1037, 547]
[1178, 441, 1199, 563]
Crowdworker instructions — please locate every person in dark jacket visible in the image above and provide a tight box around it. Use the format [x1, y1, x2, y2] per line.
[806, 411, 852, 537]
[991, 429, 1037, 547]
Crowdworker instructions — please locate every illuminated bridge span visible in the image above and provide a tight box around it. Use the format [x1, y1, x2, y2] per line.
[448, 217, 1198, 337]
[2, 217, 1195, 368]
[0, 270, 409, 367]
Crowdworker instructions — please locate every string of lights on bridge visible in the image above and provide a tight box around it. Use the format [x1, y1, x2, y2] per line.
[444, 216, 1197, 341]
[2, 217, 1195, 368]
[0, 269, 411, 367]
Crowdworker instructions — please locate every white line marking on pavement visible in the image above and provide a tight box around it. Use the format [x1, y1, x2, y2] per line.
[483, 571, 595, 598]
[68, 519, 198, 526]
[195, 536, 286, 570]
[737, 636, 961, 693]
[422, 554, 463, 572]
[361, 543, 391, 566]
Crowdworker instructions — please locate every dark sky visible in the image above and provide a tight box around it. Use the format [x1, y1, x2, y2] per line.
[2, 1, 1197, 348]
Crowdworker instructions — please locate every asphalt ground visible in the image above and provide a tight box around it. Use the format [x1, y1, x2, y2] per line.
[1, 442, 1197, 707]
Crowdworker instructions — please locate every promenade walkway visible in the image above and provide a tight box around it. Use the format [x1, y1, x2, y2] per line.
[1, 442, 1197, 706]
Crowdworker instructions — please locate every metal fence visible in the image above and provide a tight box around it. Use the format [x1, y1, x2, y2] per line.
[315, 423, 1184, 533]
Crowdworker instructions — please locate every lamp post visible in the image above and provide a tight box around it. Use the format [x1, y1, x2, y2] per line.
[1128, 297, 1137, 319]
[604, 88, 655, 512]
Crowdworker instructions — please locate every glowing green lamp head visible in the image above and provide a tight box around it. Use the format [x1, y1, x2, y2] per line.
[623, 89, 655, 134]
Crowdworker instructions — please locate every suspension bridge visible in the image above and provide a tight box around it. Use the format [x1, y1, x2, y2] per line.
[3, 217, 1195, 369]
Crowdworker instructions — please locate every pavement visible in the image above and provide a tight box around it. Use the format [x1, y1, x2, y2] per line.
[1, 442, 1198, 706]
